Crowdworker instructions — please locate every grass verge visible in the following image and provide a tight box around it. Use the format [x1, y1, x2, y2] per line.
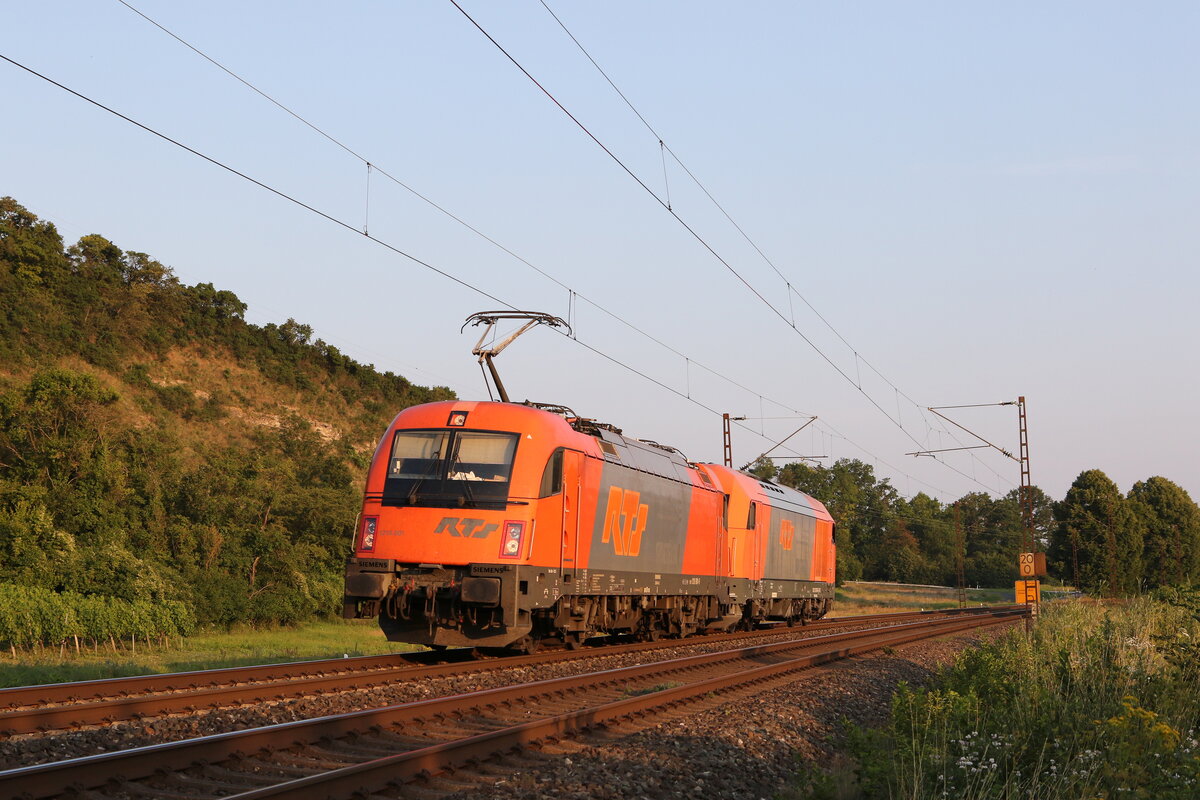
[790, 589, 1200, 798]
[831, 581, 1011, 616]
[0, 618, 418, 688]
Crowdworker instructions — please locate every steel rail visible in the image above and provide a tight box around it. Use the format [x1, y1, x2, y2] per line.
[0, 653, 425, 710]
[0, 609, 1024, 799]
[227, 610, 1021, 799]
[0, 605, 997, 707]
[0, 606, 1006, 735]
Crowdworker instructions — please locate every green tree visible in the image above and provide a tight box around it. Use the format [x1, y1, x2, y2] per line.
[880, 518, 925, 583]
[0, 369, 130, 538]
[956, 491, 1022, 587]
[900, 492, 954, 584]
[0, 196, 69, 285]
[0, 496, 77, 589]
[1128, 477, 1200, 589]
[779, 458, 899, 582]
[746, 456, 777, 481]
[1053, 470, 1144, 596]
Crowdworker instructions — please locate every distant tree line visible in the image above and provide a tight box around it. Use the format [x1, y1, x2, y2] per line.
[756, 457, 1199, 596]
[0, 196, 453, 638]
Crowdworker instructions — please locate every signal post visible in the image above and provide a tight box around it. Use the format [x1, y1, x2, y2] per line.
[910, 397, 1042, 626]
[1016, 551, 1045, 618]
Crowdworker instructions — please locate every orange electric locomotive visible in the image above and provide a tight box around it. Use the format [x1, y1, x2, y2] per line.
[342, 397, 836, 652]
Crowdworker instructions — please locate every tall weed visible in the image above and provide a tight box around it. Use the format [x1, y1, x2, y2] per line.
[849, 593, 1200, 799]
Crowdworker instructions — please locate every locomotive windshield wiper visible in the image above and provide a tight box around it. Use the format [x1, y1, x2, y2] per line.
[447, 443, 480, 508]
[406, 450, 443, 506]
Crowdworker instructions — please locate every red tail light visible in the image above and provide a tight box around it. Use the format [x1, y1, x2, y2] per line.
[499, 520, 525, 559]
[358, 516, 378, 552]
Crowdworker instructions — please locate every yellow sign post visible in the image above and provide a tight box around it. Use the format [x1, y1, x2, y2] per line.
[1016, 553, 1042, 624]
[1015, 579, 1040, 610]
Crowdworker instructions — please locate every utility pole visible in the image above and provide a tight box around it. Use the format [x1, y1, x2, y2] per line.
[722, 413, 745, 467]
[1017, 396, 1035, 557]
[909, 398, 1042, 613]
[954, 503, 967, 608]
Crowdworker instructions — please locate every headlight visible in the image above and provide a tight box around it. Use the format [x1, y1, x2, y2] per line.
[359, 516, 378, 552]
[499, 520, 525, 559]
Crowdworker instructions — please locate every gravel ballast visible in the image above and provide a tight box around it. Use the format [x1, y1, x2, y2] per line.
[0, 618, 1016, 793]
[442, 624, 1017, 800]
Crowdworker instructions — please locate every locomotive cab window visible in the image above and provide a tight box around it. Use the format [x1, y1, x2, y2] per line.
[383, 429, 518, 510]
[448, 432, 517, 482]
[747, 501, 757, 530]
[388, 431, 450, 478]
[539, 449, 564, 497]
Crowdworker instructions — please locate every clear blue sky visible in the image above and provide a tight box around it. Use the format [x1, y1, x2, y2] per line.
[3, 1, 1198, 504]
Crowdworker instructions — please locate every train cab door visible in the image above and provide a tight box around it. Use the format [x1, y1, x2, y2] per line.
[559, 450, 582, 585]
[747, 501, 760, 579]
[722, 494, 736, 578]
[538, 448, 582, 585]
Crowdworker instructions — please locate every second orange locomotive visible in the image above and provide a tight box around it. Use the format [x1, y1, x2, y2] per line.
[343, 400, 835, 651]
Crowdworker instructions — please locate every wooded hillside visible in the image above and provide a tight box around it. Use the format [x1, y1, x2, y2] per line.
[0, 196, 453, 632]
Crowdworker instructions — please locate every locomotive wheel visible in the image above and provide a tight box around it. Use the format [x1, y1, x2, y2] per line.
[638, 620, 665, 642]
[564, 632, 587, 650]
[510, 635, 541, 655]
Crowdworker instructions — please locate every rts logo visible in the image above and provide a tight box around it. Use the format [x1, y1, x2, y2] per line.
[780, 519, 795, 551]
[434, 517, 498, 539]
[601, 486, 647, 557]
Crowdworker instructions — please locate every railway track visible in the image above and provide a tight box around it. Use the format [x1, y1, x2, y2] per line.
[0, 607, 1004, 736]
[1, 607, 1024, 800]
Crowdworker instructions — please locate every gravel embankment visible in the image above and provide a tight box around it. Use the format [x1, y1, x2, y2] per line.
[0, 619, 1013, 780]
[443, 624, 1016, 800]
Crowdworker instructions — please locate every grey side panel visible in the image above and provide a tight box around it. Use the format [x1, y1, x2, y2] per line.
[765, 510, 815, 581]
[585, 461, 693, 573]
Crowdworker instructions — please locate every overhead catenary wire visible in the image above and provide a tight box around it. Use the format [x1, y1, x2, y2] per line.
[450, 0, 1009, 494]
[0, 49, 823, 478]
[456, 1, 1007, 494]
[47, 6, 992, 499]
[108, 0, 825, 424]
[106, 0, 978, 499]
[106, 5, 878, 447]
[0, 53, 513, 311]
[542, 0, 1012, 491]
[535, 0, 1014, 492]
